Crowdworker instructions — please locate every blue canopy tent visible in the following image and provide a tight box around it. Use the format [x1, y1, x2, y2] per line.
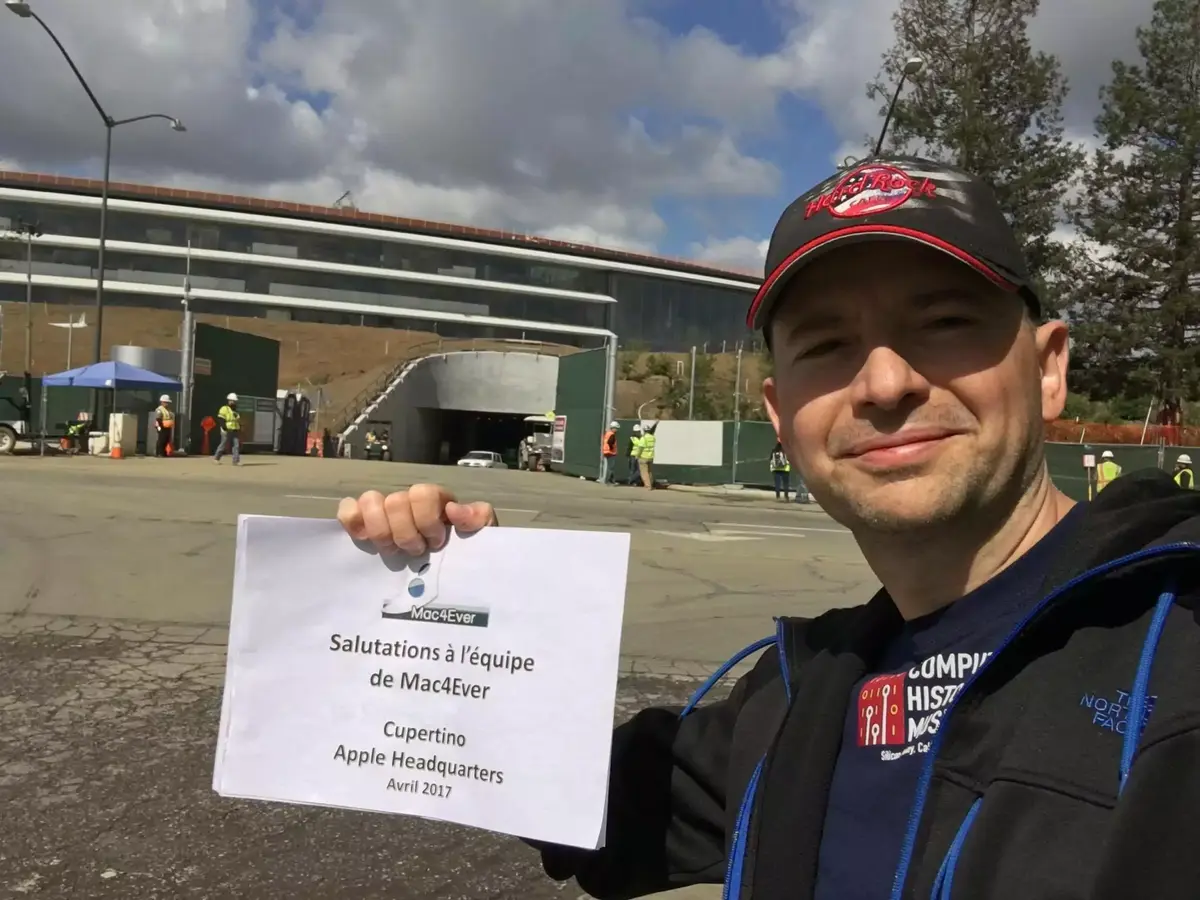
[42, 360, 182, 391]
[39, 361, 182, 456]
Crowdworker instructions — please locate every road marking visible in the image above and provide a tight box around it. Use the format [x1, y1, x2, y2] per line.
[708, 521, 852, 535]
[284, 495, 538, 516]
[649, 530, 766, 543]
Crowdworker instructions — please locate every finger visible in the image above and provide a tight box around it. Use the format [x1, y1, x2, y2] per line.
[407, 483, 455, 550]
[445, 500, 499, 532]
[356, 490, 401, 554]
[382, 491, 426, 555]
[336, 497, 368, 541]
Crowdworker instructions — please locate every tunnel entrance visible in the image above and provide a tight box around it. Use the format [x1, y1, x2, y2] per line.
[432, 409, 529, 467]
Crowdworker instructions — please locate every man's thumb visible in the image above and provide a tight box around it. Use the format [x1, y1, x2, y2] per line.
[445, 500, 498, 531]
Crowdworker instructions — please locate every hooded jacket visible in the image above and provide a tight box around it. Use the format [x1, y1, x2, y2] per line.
[540, 470, 1200, 899]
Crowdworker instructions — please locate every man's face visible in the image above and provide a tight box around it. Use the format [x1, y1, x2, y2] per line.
[763, 241, 1069, 533]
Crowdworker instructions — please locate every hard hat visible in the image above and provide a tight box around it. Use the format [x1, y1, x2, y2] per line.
[632, 423, 642, 432]
[1179, 454, 1192, 465]
[1101, 450, 1114, 459]
[609, 421, 619, 429]
[159, 394, 171, 403]
[226, 393, 238, 402]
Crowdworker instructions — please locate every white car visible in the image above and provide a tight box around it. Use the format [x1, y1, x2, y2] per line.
[456, 450, 507, 469]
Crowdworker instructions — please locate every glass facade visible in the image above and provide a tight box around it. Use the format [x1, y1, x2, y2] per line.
[0, 195, 757, 351]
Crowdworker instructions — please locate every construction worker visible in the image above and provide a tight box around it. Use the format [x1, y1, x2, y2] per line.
[213, 392, 242, 465]
[770, 440, 791, 501]
[638, 421, 657, 489]
[626, 424, 643, 485]
[154, 395, 174, 457]
[600, 421, 619, 484]
[1175, 453, 1194, 490]
[1095, 449, 1121, 492]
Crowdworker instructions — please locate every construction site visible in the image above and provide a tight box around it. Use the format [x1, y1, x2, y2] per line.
[0, 300, 778, 464]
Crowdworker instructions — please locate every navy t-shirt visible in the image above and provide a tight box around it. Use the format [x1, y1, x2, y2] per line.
[814, 506, 1084, 900]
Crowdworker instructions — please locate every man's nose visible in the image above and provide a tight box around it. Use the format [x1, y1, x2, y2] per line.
[849, 345, 930, 412]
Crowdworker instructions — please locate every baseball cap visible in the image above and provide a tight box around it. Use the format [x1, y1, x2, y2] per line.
[746, 155, 1041, 332]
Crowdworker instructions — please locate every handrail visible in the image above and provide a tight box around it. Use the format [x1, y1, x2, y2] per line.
[327, 337, 447, 436]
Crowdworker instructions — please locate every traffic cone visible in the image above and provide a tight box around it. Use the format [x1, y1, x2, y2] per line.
[111, 445, 123, 459]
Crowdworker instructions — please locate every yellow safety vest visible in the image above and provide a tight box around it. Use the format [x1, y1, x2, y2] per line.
[156, 405, 175, 426]
[1096, 459, 1121, 491]
[640, 433, 656, 461]
[1175, 468, 1194, 490]
[219, 405, 241, 431]
[630, 436, 643, 458]
[771, 452, 790, 473]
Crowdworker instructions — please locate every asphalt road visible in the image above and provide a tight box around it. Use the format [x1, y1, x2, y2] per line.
[0, 455, 876, 899]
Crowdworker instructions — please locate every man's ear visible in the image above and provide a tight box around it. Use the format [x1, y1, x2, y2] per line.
[1036, 320, 1070, 422]
[763, 376, 783, 443]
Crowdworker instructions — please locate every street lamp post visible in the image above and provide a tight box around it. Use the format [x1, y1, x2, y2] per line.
[874, 56, 925, 156]
[5, 0, 185, 371]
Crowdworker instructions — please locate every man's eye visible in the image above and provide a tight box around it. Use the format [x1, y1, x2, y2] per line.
[928, 316, 973, 329]
[798, 339, 844, 359]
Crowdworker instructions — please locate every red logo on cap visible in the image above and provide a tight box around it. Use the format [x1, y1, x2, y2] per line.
[804, 164, 936, 220]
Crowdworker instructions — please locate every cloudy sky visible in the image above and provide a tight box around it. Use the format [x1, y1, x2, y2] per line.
[0, 0, 1156, 273]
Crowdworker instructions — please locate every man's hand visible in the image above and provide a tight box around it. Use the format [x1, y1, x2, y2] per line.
[337, 483, 498, 555]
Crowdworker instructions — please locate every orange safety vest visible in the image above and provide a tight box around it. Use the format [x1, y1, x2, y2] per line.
[602, 429, 617, 456]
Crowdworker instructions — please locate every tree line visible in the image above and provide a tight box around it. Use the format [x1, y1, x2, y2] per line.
[870, 0, 1199, 416]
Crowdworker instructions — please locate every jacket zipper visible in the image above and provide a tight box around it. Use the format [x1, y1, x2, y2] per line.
[723, 756, 765, 900]
[888, 541, 1200, 900]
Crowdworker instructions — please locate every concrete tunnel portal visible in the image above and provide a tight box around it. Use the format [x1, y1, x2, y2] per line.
[349, 350, 561, 466]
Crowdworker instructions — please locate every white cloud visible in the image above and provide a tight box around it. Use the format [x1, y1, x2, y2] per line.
[0, 0, 1159, 264]
[689, 236, 769, 274]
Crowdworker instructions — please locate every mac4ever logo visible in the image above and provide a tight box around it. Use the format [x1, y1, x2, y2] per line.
[805, 164, 936, 219]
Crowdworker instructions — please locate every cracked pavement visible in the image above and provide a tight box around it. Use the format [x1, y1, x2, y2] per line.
[0, 457, 874, 898]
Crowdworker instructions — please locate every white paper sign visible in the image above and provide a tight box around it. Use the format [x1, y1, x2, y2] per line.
[213, 515, 630, 850]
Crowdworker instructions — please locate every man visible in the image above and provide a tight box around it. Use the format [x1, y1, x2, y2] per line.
[1096, 448, 1121, 492]
[769, 440, 791, 501]
[638, 421, 656, 489]
[600, 421, 619, 484]
[213, 392, 241, 465]
[337, 156, 1200, 899]
[1174, 453, 1194, 490]
[626, 423, 643, 485]
[154, 394, 174, 457]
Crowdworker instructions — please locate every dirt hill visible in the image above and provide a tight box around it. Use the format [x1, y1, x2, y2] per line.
[0, 303, 577, 418]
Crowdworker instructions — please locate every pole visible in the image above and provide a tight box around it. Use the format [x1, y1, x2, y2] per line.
[66, 318, 74, 369]
[688, 345, 696, 420]
[39, 381, 47, 458]
[1140, 398, 1155, 445]
[87, 124, 113, 423]
[92, 124, 112, 365]
[178, 239, 195, 453]
[24, 226, 33, 374]
[600, 333, 618, 477]
[731, 343, 743, 484]
[875, 74, 909, 156]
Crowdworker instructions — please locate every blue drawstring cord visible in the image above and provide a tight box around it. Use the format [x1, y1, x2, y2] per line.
[929, 797, 982, 900]
[679, 635, 775, 718]
[1119, 581, 1176, 792]
[928, 577, 1178, 897]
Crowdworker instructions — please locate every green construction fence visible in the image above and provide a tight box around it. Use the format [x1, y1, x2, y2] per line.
[551, 347, 1196, 498]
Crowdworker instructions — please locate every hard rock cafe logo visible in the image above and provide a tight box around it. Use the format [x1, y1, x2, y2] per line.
[804, 164, 936, 220]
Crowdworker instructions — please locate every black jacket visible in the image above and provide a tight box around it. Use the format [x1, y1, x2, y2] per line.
[541, 470, 1200, 899]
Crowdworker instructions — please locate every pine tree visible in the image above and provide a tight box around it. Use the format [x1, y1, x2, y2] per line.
[867, 0, 1084, 311]
[1069, 0, 1200, 405]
